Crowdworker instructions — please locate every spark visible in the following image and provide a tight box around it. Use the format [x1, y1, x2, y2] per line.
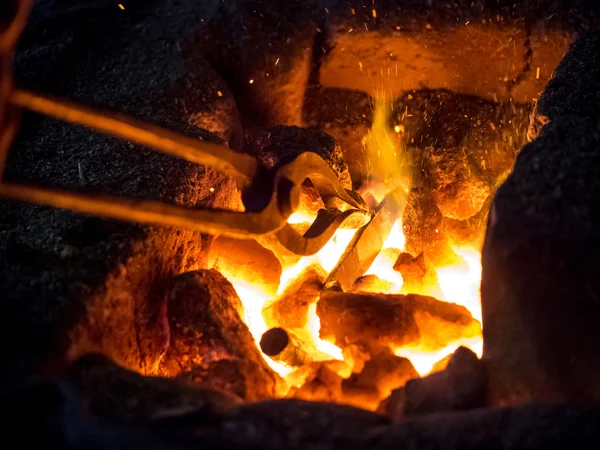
[249, 79, 254, 84]
[216, 91, 223, 97]
[118, 3, 125, 10]
[536, 67, 541, 79]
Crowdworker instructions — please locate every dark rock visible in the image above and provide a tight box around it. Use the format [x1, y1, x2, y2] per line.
[1, 378, 79, 449]
[16, 0, 241, 148]
[482, 116, 600, 405]
[392, 90, 530, 220]
[378, 346, 486, 419]
[530, 31, 600, 139]
[367, 403, 600, 450]
[180, 359, 279, 404]
[317, 291, 481, 354]
[202, 0, 324, 126]
[303, 87, 374, 184]
[1, 0, 242, 380]
[161, 402, 600, 450]
[65, 353, 240, 426]
[205, 398, 390, 448]
[158, 269, 280, 401]
[244, 125, 352, 188]
[402, 188, 461, 267]
[393, 90, 527, 178]
[8, 378, 600, 450]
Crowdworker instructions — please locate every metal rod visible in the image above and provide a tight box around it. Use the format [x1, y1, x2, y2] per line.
[9, 89, 258, 188]
[0, 182, 286, 237]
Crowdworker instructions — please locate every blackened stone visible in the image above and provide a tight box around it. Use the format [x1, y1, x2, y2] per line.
[378, 346, 486, 419]
[159, 270, 280, 402]
[206, 398, 389, 448]
[244, 125, 352, 188]
[303, 87, 374, 184]
[202, 0, 324, 126]
[1, 378, 78, 449]
[65, 353, 240, 426]
[366, 403, 600, 450]
[7, 376, 600, 450]
[392, 90, 529, 217]
[159, 400, 600, 450]
[402, 188, 461, 267]
[530, 30, 600, 139]
[482, 117, 600, 405]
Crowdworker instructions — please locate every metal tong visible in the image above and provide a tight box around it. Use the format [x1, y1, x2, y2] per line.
[0, 0, 376, 257]
[0, 0, 404, 272]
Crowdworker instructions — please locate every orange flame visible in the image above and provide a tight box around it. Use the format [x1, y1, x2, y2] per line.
[221, 93, 484, 395]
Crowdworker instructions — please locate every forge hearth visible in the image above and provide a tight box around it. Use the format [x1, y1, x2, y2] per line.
[3, 0, 600, 448]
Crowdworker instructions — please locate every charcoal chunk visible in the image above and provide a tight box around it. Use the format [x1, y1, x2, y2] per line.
[378, 346, 486, 418]
[65, 353, 240, 425]
[159, 269, 280, 401]
[317, 291, 481, 354]
[244, 125, 352, 188]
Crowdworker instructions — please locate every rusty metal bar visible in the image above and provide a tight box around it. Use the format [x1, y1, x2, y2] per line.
[0, 181, 290, 236]
[273, 208, 371, 257]
[0, 0, 30, 175]
[9, 90, 258, 188]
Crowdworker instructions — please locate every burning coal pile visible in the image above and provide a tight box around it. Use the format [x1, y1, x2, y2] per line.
[4, 0, 600, 448]
[197, 103, 488, 410]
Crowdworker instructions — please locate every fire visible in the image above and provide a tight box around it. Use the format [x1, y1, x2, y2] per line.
[227, 280, 294, 377]
[394, 337, 484, 376]
[219, 93, 484, 406]
[364, 218, 484, 376]
[227, 210, 354, 382]
[229, 210, 483, 389]
[437, 247, 483, 321]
